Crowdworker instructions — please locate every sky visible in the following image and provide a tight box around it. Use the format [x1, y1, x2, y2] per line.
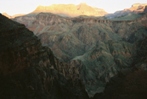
[0, 0, 147, 16]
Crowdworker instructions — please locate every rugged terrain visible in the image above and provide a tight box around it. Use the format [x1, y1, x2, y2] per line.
[13, 10, 147, 97]
[1, 11, 147, 99]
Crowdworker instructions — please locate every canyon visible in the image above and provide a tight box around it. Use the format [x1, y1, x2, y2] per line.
[1, 3, 147, 99]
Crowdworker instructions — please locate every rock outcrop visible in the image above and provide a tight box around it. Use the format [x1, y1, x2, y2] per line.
[33, 3, 107, 17]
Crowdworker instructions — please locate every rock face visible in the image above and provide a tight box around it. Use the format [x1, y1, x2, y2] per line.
[33, 3, 107, 17]
[14, 12, 147, 97]
[0, 14, 89, 99]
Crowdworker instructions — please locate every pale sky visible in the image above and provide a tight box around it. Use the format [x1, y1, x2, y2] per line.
[0, 0, 147, 16]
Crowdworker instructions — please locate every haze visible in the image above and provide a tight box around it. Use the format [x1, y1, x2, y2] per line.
[0, 0, 147, 16]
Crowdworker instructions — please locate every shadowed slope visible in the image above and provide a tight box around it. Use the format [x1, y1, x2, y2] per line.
[0, 14, 89, 99]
